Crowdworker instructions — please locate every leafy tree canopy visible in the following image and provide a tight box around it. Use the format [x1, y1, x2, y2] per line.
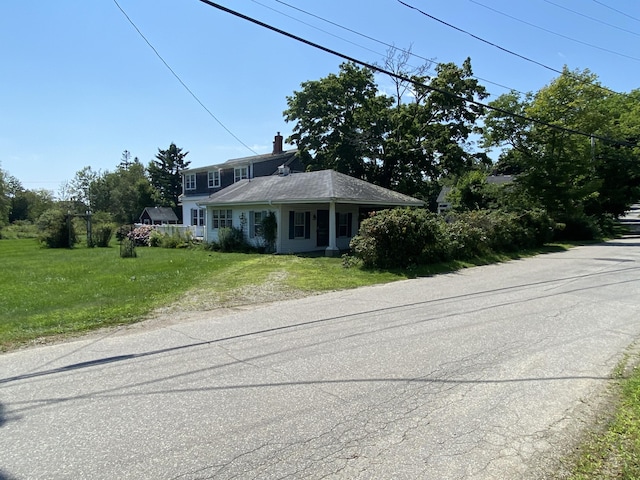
[284, 57, 488, 199]
[483, 67, 640, 219]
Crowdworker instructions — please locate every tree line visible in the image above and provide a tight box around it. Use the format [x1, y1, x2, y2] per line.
[0, 143, 190, 231]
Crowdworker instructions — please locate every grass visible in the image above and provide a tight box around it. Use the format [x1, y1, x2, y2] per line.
[0, 239, 404, 350]
[568, 354, 640, 479]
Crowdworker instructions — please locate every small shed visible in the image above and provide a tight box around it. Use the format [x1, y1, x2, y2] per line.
[139, 207, 179, 225]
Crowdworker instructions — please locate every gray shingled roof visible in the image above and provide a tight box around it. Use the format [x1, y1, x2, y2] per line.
[199, 170, 424, 207]
[141, 207, 178, 222]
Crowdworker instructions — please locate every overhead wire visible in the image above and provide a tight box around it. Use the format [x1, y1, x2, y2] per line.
[592, 0, 640, 24]
[266, 0, 524, 96]
[397, 0, 563, 77]
[398, 0, 635, 101]
[112, 0, 258, 154]
[469, 0, 640, 63]
[542, 0, 640, 37]
[197, 0, 633, 147]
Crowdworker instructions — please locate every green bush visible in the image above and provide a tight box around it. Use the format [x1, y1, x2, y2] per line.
[159, 232, 183, 249]
[261, 212, 277, 253]
[444, 211, 492, 259]
[119, 237, 137, 258]
[350, 208, 445, 268]
[93, 223, 115, 247]
[554, 213, 602, 241]
[351, 207, 556, 269]
[148, 230, 163, 247]
[218, 227, 248, 252]
[37, 209, 77, 248]
[149, 229, 193, 249]
[116, 225, 133, 242]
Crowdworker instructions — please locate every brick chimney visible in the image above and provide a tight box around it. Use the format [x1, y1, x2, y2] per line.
[272, 132, 284, 155]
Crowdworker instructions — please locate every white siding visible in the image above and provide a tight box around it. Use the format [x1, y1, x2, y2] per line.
[204, 203, 360, 254]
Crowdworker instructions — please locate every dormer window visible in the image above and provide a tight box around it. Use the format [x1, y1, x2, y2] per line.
[185, 173, 196, 190]
[234, 166, 249, 182]
[208, 170, 220, 188]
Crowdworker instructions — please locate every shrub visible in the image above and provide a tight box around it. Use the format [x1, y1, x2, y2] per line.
[93, 223, 115, 247]
[37, 209, 77, 248]
[350, 208, 445, 269]
[128, 225, 155, 246]
[148, 230, 164, 247]
[116, 225, 133, 242]
[119, 237, 137, 258]
[554, 213, 602, 241]
[519, 209, 555, 246]
[159, 232, 183, 249]
[218, 227, 248, 252]
[444, 211, 492, 260]
[261, 212, 277, 253]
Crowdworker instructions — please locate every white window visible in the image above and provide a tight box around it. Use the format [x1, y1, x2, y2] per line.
[250, 211, 266, 238]
[208, 170, 220, 188]
[234, 166, 249, 183]
[294, 212, 306, 238]
[185, 173, 196, 190]
[191, 208, 205, 226]
[211, 209, 233, 229]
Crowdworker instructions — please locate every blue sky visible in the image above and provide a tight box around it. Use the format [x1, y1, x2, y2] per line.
[1, 0, 639, 194]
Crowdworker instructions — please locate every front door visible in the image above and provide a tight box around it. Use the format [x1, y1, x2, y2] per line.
[316, 209, 329, 247]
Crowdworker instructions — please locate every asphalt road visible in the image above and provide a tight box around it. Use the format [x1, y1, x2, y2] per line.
[1, 238, 640, 479]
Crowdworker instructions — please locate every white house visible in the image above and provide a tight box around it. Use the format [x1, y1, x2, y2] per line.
[198, 169, 424, 256]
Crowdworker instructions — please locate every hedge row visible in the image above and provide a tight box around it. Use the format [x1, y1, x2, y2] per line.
[350, 208, 555, 269]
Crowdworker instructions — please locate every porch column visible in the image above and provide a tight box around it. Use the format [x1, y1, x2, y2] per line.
[326, 200, 340, 257]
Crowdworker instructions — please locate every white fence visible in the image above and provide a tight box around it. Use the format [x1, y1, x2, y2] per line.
[135, 224, 205, 240]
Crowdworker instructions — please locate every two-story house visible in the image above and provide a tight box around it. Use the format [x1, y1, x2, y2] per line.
[179, 133, 303, 236]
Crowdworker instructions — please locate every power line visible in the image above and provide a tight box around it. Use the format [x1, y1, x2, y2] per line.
[268, 0, 524, 96]
[542, 0, 640, 37]
[397, 0, 564, 77]
[592, 0, 640, 24]
[197, 0, 632, 147]
[469, 0, 640, 63]
[112, 0, 258, 154]
[398, 0, 635, 101]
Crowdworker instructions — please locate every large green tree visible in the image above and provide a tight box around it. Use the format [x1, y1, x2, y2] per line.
[283, 58, 489, 199]
[148, 143, 190, 221]
[381, 57, 489, 197]
[284, 62, 392, 181]
[483, 67, 640, 221]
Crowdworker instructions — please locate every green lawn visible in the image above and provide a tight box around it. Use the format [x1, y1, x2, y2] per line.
[0, 239, 403, 350]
